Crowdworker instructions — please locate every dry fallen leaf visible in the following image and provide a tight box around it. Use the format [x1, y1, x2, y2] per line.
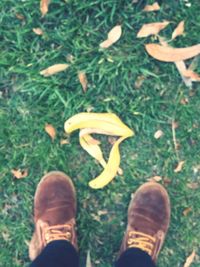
[183, 207, 192, 216]
[108, 25, 122, 43]
[99, 40, 113, 49]
[183, 251, 196, 267]
[40, 64, 69, 77]
[33, 28, 43, 35]
[157, 36, 193, 87]
[143, 2, 160, 12]
[187, 182, 199, 189]
[180, 98, 189, 105]
[78, 71, 88, 92]
[154, 130, 164, 139]
[172, 21, 185, 40]
[172, 121, 179, 129]
[175, 61, 193, 87]
[60, 139, 69, 145]
[108, 136, 117, 145]
[40, 0, 50, 17]
[137, 21, 170, 38]
[145, 43, 200, 62]
[16, 13, 25, 20]
[134, 75, 145, 89]
[100, 25, 122, 48]
[11, 169, 28, 179]
[174, 161, 185, 173]
[148, 176, 162, 182]
[45, 124, 56, 140]
[182, 69, 200, 81]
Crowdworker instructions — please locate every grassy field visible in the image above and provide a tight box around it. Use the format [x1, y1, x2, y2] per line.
[1, 0, 200, 266]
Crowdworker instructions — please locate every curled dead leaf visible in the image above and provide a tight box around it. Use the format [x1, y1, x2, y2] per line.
[100, 40, 113, 49]
[180, 98, 189, 105]
[100, 25, 122, 49]
[172, 21, 185, 40]
[183, 69, 200, 81]
[154, 130, 164, 139]
[172, 121, 179, 129]
[16, 13, 25, 20]
[107, 25, 122, 43]
[45, 124, 56, 140]
[143, 2, 160, 12]
[11, 169, 28, 179]
[108, 136, 117, 145]
[40, 0, 50, 17]
[145, 43, 200, 62]
[117, 167, 123, 176]
[148, 176, 162, 182]
[40, 64, 69, 77]
[183, 251, 196, 267]
[187, 182, 199, 189]
[60, 139, 69, 145]
[134, 75, 145, 89]
[33, 28, 43, 35]
[183, 207, 192, 216]
[175, 61, 193, 87]
[78, 71, 88, 92]
[174, 161, 185, 173]
[137, 21, 170, 38]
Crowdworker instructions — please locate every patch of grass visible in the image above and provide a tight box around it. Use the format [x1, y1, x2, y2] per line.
[1, 0, 200, 266]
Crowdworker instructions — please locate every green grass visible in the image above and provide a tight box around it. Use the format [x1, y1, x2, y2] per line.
[1, 0, 200, 266]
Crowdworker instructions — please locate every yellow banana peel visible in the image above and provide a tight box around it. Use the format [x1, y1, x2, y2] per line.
[64, 113, 134, 189]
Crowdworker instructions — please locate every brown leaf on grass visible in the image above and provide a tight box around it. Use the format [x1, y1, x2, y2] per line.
[134, 75, 145, 89]
[117, 167, 123, 176]
[172, 21, 185, 40]
[154, 130, 164, 139]
[45, 124, 56, 140]
[60, 139, 69, 145]
[108, 136, 117, 145]
[11, 169, 28, 179]
[137, 21, 170, 38]
[174, 161, 185, 173]
[183, 207, 192, 216]
[175, 61, 192, 87]
[182, 69, 200, 81]
[145, 43, 200, 62]
[108, 25, 122, 43]
[16, 13, 25, 20]
[40, 64, 69, 77]
[148, 176, 162, 182]
[172, 121, 179, 129]
[143, 2, 160, 12]
[157, 36, 193, 87]
[33, 28, 43, 35]
[187, 182, 199, 189]
[100, 25, 122, 48]
[183, 251, 196, 267]
[40, 0, 50, 17]
[78, 71, 88, 92]
[180, 98, 189, 105]
[99, 40, 113, 49]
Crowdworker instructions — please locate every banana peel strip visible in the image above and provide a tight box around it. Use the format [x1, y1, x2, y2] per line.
[64, 113, 134, 189]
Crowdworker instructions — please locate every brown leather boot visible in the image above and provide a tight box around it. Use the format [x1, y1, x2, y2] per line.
[29, 171, 77, 261]
[120, 182, 170, 262]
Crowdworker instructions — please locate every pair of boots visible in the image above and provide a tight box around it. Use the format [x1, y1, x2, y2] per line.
[29, 171, 170, 267]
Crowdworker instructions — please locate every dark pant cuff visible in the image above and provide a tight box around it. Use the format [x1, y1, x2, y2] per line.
[30, 240, 79, 267]
[115, 248, 156, 267]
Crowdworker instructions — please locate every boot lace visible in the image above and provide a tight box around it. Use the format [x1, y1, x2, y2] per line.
[43, 224, 73, 244]
[127, 230, 156, 256]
